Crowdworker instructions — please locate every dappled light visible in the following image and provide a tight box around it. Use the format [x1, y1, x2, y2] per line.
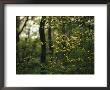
[16, 16, 94, 74]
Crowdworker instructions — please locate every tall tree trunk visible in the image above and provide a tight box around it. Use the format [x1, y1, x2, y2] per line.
[48, 26, 53, 53]
[48, 17, 53, 55]
[16, 16, 20, 43]
[39, 16, 46, 63]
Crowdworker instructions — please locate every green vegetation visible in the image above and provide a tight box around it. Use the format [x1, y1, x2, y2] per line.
[16, 16, 94, 74]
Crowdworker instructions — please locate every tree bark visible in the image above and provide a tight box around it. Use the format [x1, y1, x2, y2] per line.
[39, 16, 46, 63]
[48, 18, 53, 55]
[16, 16, 20, 43]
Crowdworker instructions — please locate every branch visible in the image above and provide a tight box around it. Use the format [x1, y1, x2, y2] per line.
[18, 16, 29, 35]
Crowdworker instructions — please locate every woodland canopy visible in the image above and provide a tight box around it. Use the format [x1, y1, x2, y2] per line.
[16, 16, 94, 74]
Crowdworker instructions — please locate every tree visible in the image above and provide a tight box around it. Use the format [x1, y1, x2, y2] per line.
[39, 16, 46, 63]
[48, 17, 53, 55]
[16, 16, 29, 43]
[16, 16, 94, 74]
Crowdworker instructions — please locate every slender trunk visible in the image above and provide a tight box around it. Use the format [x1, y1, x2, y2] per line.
[48, 18, 53, 55]
[16, 31, 20, 43]
[16, 16, 20, 43]
[39, 16, 46, 63]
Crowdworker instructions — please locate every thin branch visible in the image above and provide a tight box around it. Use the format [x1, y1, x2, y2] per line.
[18, 16, 29, 35]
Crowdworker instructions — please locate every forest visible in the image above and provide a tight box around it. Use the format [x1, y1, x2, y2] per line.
[16, 16, 94, 74]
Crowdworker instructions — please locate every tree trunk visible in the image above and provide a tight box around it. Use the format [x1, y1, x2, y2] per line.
[39, 16, 46, 63]
[16, 16, 20, 43]
[48, 18, 53, 55]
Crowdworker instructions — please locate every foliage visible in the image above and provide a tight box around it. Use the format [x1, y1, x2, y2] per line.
[16, 16, 94, 74]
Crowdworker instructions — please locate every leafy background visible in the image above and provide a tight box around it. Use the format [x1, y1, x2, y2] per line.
[16, 16, 94, 74]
